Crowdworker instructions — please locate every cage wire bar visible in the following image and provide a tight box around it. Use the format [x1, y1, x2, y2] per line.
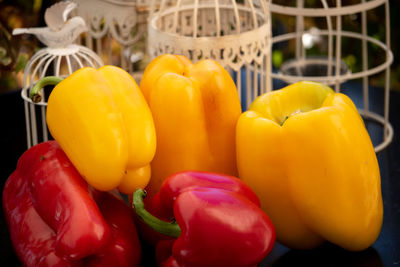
[73, 0, 154, 81]
[269, 0, 393, 152]
[20, 45, 103, 148]
[15, 1, 104, 148]
[147, 0, 272, 110]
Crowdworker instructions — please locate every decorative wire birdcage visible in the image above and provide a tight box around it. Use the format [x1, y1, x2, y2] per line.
[147, 0, 272, 110]
[269, 0, 393, 152]
[73, 0, 154, 80]
[14, 1, 103, 148]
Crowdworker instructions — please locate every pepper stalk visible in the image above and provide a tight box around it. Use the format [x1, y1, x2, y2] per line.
[30, 76, 64, 103]
[133, 189, 181, 238]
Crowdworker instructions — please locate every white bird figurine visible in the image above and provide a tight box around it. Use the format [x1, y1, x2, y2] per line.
[12, 1, 87, 48]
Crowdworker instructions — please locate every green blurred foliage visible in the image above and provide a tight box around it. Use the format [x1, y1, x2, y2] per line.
[0, 0, 58, 92]
[272, 50, 283, 68]
[0, 0, 40, 91]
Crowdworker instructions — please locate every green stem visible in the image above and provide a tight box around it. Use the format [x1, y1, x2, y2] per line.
[280, 110, 302, 126]
[133, 189, 181, 238]
[30, 76, 64, 103]
[280, 115, 289, 126]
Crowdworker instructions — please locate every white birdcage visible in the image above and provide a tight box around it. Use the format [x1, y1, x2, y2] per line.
[147, 0, 272, 109]
[73, 0, 154, 80]
[14, 1, 103, 148]
[269, 0, 393, 152]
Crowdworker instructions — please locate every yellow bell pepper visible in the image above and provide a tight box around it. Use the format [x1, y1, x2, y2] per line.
[236, 81, 383, 251]
[30, 66, 156, 194]
[140, 54, 241, 200]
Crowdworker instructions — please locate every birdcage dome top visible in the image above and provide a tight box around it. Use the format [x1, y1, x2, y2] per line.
[152, 0, 269, 37]
[148, 0, 271, 72]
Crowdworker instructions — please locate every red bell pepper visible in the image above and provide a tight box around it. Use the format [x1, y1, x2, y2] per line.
[3, 170, 81, 267]
[3, 141, 141, 266]
[85, 191, 142, 267]
[133, 171, 276, 267]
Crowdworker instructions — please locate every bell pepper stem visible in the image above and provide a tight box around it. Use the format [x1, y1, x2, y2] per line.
[280, 116, 289, 126]
[133, 189, 181, 238]
[30, 76, 64, 103]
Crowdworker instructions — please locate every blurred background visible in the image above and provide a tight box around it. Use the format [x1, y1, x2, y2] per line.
[0, 0, 399, 93]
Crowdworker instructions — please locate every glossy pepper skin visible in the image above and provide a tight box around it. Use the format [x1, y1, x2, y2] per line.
[3, 171, 81, 267]
[34, 65, 156, 193]
[3, 141, 141, 266]
[85, 191, 142, 267]
[236, 81, 383, 251]
[139, 54, 241, 201]
[134, 171, 276, 267]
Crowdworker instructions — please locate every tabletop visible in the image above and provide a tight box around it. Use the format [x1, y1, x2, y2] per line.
[0, 82, 399, 266]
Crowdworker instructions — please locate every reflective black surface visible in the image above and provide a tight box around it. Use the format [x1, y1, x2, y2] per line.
[1, 82, 399, 266]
